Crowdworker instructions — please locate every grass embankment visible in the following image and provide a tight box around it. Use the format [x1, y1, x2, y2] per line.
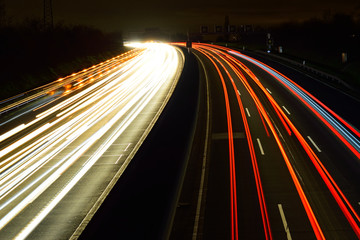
[0, 21, 126, 100]
[217, 15, 360, 96]
[220, 41, 360, 90]
[269, 48, 360, 91]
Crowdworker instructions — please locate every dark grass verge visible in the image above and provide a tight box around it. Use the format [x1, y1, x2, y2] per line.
[0, 48, 129, 101]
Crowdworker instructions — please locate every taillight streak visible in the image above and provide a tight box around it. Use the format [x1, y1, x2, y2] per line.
[199, 45, 326, 239]
[223, 48, 360, 238]
[196, 45, 273, 240]
[194, 47, 239, 240]
[229, 51, 360, 159]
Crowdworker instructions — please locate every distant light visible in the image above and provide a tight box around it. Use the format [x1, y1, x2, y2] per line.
[267, 50, 271, 53]
[125, 41, 161, 48]
[124, 42, 143, 48]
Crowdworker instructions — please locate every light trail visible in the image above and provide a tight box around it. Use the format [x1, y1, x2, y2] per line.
[0, 49, 144, 143]
[194, 43, 324, 239]
[175, 42, 359, 238]
[194, 47, 239, 240]
[214, 49, 273, 240]
[225, 48, 360, 238]
[227, 52, 325, 240]
[229, 50, 360, 159]
[0, 42, 183, 239]
[215, 45, 359, 238]
[0, 49, 142, 116]
[195, 45, 273, 240]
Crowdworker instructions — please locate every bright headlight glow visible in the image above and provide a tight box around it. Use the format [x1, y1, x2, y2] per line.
[0, 42, 182, 239]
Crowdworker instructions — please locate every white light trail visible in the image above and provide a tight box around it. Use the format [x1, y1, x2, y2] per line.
[0, 42, 182, 238]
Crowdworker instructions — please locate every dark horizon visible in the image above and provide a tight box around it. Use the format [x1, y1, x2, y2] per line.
[2, 0, 360, 33]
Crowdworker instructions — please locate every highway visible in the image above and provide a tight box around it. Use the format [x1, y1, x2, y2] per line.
[171, 43, 360, 240]
[1, 40, 360, 240]
[0, 42, 184, 239]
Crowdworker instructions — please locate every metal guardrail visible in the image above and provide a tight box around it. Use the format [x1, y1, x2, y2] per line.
[253, 50, 353, 91]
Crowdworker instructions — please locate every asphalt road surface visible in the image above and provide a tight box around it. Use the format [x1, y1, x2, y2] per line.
[171, 43, 360, 240]
[0, 43, 184, 239]
[1, 42, 359, 240]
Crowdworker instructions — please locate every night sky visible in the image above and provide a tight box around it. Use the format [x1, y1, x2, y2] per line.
[3, 0, 360, 33]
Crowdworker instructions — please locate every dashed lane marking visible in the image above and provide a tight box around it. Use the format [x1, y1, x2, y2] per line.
[245, 108, 251, 117]
[282, 106, 291, 115]
[307, 136, 321, 152]
[256, 138, 265, 155]
[278, 204, 292, 240]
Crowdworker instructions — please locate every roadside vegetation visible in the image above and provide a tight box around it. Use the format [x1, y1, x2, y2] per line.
[0, 18, 124, 100]
[271, 14, 360, 90]
[221, 14, 360, 94]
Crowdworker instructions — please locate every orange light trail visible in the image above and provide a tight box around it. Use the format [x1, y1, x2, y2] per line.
[204, 47, 272, 240]
[194, 43, 325, 239]
[224, 48, 360, 237]
[195, 45, 273, 240]
[223, 46, 360, 238]
[228, 49, 360, 159]
[194, 47, 239, 240]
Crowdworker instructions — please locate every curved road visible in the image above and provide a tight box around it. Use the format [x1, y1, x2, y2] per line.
[0, 43, 184, 239]
[1, 41, 359, 240]
[171, 43, 360, 240]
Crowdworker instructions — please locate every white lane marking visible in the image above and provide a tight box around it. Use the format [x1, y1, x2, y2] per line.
[192, 53, 210, 240]
[237, 90, 241, 96]
[294, 167, 304, 184]
[115, 154, 123, 164]
[245, 108, 251, 117]
[274, 124, 284, 140]
[282, 106, 291, 115]
[0, 110, 30, 127]
[256, 138, 265, 155]
[124, 143, 132, 151]
[307, 136, 321, 152]
[278, 204, 292, 240]
[266, 88, 272, 94]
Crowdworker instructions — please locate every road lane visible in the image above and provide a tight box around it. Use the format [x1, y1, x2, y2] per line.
[79, 47, 200, 239]
[176, 43, 360, 239]
[191, 45, 313, 239]
[0, 43, 184, 239]
[228, 48, 360, 238]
